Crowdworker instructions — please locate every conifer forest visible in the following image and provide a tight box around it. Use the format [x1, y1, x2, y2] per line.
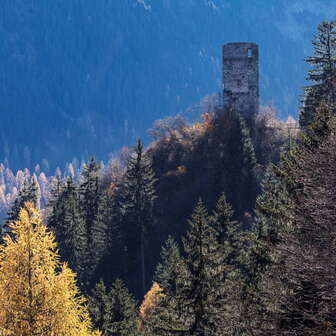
[1, 3, 336, 336]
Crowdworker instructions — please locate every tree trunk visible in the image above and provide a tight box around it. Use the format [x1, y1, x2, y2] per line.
[141, 224, 146, 295]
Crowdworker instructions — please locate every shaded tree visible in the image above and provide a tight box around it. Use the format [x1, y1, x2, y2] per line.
[120, 139, 157, 296]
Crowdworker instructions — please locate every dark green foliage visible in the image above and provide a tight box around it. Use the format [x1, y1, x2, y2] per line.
[79, 157, 101, 242]
[106, 279, 138, 336]
[154, 236, 182, 295]
[179, 200, 226, 335]
[150, 108, 260, 261]
[4, 176, 41, 235]
[148, 236, 187, 335]
[211, 193, 243, 267]
[47, 176, 88, 286]
[300, 21, 336, 129]
[90, 192, 110, 274]
[302, 101, 335, 150]
[47, 158, 109, 289]
[120, 139, 157, 296]
[209, 193, 246, 335]
[89, 278, 138, 336]
[239, 163, 294, 334]
[89, 279, 110, 334]
[263, 128, 336, 335]
[79, 157, 109, 286]
[239, 114, 257, 176]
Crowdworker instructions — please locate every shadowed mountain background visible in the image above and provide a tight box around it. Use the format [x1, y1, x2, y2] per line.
[1, 0, 335, 171]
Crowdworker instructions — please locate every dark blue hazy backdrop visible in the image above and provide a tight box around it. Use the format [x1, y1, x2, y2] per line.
[0, 0, 335, 171]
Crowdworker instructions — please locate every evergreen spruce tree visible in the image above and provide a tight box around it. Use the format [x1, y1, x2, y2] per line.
[180, 200, 226, 335]
[211, 193, 243, 267]
[79, 157, 109, 286]
[241, 163, 294, 334]
[120, 139, 157, 296]
[209, 193, 245, 335]
[221, 109, 258, 216]
[105, 279, 138, 336]
[48, 176, 88, 287]
[4, 177, 41, 236]
[145, 236, 187, 335]
[300, 21, 336, 129]
[239, 114, 257, 175]
[302, 101, 335, 150]
[154, 236, 182, 296]
[90, 191, 109, 280]
[80, 157, 101, 242]
[89, 279, 110, 335]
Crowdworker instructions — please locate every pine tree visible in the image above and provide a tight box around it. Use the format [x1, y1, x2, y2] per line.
[79, 157, 109, 286]
[302, 101, 335, 150]
[89, 279, 110, 335]
[120, 139, 157, 296]
[80, 157, 101, 243]
[236, 163, 295, 334]
[4, 176, 41, 236]
[262, 120, 336, 335]
[208, 193, 246, 335]
[0, 202, 101, 335]
[180, 200, 226, 335]
[154, 236, 182, 296]
[146, 236, 187, 335]
[105, 279, 138, 336]
[211, 193, 243, 266]
[48, 176, 89, 287]
[300, 21, 336, 129]
[90, 191, 109, 282]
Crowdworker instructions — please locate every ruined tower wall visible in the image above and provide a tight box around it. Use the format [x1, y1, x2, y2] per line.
[223, 43, 259, 118]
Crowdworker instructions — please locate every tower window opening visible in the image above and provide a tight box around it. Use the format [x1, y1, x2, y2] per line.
[247, 48, 252, 57]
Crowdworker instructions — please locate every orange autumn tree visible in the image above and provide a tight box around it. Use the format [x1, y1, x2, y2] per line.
[0, 202, 101, 336]
[138, 282, 164, 331]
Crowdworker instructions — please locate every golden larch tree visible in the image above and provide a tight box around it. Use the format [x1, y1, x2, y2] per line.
[138, 282, 164, 331]
[0, 202, 101, 336]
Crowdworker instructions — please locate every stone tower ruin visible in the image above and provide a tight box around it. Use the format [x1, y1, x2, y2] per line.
[223, 42, 259, 118]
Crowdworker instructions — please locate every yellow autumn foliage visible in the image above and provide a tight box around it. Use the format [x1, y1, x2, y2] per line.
[139, 282, 165, 329]
[0, 202, 101, 336]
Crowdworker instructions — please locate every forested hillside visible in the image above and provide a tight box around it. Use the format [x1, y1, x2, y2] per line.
[1, 16, 336, 336]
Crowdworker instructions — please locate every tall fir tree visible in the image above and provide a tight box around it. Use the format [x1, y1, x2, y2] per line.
[144, 236, 187, 335]
[120, 139, 157, 296]
[209, 193, 246, 335]
[105, 279, 138, 336]
[236, 163, 294, 334]
[300, 21, 336, 129]
[211, 192, 243, 267]
[180, 200, 226, 335]
[154, 236, 182, 297]
[48, 176, 89, 287]
[302, 101, 335, 150]
[79, 157, 109, 287]
[89, 279, 110, 335]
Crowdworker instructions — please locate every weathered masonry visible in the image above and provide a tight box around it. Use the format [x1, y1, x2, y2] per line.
[223, 42, 259, 118]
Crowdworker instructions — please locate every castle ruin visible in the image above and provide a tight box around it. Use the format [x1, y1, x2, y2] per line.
[223, 42, 259, 118]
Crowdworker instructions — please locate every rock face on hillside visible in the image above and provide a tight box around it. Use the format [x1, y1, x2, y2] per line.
[0, 0, 327, 170]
